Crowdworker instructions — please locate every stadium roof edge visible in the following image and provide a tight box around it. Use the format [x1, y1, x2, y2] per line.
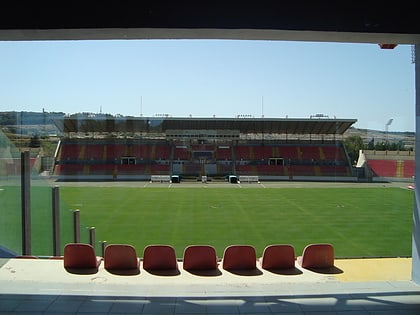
[54, 116, 357, 135]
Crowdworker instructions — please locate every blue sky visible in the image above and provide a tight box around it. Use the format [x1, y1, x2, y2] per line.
[0, 40, 415, 132]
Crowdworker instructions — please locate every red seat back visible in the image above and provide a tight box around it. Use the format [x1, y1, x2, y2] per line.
[261, 244, 295, 269]
[222, 245, 256, 270]
[104, 244, 139, 270]
[299, 243, 334, 268]
[183, 245, 218, 270]
[143, 245, 177, 270]
[63, 243, 101, 268]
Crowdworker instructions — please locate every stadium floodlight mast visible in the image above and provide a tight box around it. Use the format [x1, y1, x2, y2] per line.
[385, 118, 393, 143]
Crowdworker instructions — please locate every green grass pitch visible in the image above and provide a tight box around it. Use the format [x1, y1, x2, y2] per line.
[0, 185, 413, 258]
[55, 186, 414, 259]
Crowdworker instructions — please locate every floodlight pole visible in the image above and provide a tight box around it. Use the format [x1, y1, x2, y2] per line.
[385, 118, 393, 145]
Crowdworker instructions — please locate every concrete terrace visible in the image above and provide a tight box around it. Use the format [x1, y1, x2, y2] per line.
[0, 257, 419, 314]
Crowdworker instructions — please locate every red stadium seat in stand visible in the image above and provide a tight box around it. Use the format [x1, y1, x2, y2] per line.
[297, 243, 335, 269]
[222, 245, 257, 270]
[260, 244, 296, 270]
[142, 244, 179, 275]
[183, 245, 218, 271]
[104, 244, 140, 275]
[63, 243, 102, 274]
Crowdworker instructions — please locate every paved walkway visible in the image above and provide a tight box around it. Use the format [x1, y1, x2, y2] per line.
[0, 257, 419, 314]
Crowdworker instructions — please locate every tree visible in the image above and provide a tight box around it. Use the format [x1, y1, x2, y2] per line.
[344, 135, 365, 165]
[28, 135, 41, 148]
[367, 138, 375, 150]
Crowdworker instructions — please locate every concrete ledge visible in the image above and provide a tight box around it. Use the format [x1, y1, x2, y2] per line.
[0, 258, 414, 296]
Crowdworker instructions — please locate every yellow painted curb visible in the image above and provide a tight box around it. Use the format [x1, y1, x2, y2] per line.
[333, 258, 412, 282]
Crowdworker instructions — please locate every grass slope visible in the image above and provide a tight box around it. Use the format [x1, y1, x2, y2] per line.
[59, 186, 413, 258]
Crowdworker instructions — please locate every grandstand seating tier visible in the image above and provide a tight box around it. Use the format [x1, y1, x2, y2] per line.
[54, 141, 353, 178]
[368, 160, 398, 177]
[368, 159, 414, 178]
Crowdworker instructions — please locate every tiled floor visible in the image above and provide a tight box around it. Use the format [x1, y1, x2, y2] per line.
[0, 257, 419, 314]
[1, 282, 420, 314]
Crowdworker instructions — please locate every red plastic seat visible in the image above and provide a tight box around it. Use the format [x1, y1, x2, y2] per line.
[63, 243, 101, 269]
[183, 245, 218, 270]
[104, 244, 140, 271]
[142, 245, 178, 270]
[261, 244, 295, 270]
[297, 243, 334, 269]
[222, 245, 256, 270]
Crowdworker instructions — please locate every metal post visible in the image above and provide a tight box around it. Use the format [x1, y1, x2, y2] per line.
[89, 227, 95, 248]
[73, 210, 80, 243]
[52, 186, 61, 256]
[101, 241, 107, 257]
[21, 150, 31, 255]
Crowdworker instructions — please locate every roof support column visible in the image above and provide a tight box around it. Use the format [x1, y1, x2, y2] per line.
[412, 44, 420, 285]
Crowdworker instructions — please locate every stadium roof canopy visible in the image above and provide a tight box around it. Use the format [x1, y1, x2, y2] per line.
[55, 116, 357, 135]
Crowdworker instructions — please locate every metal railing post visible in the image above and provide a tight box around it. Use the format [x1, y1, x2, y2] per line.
[21, 150, 31, 255]
[73, 209, 80, 243]
[89, 227, 95, 248]
[52, 186, 61, 256]
[101, 241, 107, 257]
